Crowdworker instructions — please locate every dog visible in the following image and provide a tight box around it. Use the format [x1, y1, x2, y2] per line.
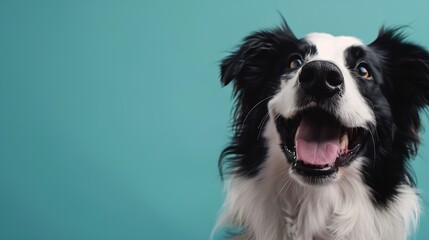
[216, 20, 429, 240]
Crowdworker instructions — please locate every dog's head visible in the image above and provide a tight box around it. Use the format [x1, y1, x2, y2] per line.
[220, 23, 429, 195]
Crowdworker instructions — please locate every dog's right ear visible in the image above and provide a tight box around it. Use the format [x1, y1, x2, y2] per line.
[369, 27, 429, 156]
[220, 23, 297, 89]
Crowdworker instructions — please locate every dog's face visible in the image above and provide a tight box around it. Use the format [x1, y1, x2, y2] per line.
[270, 33, 381, 184]
[220, 24, 429, 196]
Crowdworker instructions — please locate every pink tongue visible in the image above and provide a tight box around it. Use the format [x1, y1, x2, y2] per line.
[295, 118, 341, 166]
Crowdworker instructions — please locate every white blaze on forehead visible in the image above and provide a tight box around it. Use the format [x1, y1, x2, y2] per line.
[305, 33, 364, 64]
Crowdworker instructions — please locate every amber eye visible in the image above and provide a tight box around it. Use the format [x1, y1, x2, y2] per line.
[288, 56, 303, 69]
[356, 63, 372, 79]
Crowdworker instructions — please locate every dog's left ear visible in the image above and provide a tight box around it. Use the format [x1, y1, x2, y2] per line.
[370, 27, 429, 108]
[370, 27, 429, 152]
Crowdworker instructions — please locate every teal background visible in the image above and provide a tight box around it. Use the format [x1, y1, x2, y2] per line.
[1, 0, 429, 239]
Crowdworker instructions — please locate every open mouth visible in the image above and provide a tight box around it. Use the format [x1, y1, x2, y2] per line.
[275, 108, 366, 181]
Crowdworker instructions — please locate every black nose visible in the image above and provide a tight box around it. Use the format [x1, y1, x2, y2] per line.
[299, 61, 344, 99]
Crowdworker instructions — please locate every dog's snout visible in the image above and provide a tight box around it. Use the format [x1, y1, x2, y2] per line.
[299, 61, 344, 99]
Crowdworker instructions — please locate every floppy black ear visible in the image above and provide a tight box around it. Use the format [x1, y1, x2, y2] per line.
[218, 23, 297, 178]
[370, 27, 429, 154]
[220, 23, 297, 90]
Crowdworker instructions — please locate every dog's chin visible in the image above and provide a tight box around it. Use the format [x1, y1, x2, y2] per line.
[275, 107, 367, 186]
[289, 161, 340, 186]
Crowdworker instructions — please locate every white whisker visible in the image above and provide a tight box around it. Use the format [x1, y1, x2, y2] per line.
[242, 96, 273, 127]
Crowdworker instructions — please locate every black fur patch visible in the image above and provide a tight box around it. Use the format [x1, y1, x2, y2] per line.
[219, 22, 298, 178]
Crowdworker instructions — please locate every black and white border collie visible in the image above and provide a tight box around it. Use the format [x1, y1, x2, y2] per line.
[216, 21, 429, 240]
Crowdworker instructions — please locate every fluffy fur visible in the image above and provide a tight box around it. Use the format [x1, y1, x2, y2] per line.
[216, 21, 429, 240]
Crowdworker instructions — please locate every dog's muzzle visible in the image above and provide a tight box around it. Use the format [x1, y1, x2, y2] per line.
[274, 61, 368, 184]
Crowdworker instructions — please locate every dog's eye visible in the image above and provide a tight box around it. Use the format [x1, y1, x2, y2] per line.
[288, 56, 303, 69]
[356, 63, 372, 79]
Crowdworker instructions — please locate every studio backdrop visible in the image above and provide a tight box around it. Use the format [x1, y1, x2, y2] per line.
[1, 0, 428, 239]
